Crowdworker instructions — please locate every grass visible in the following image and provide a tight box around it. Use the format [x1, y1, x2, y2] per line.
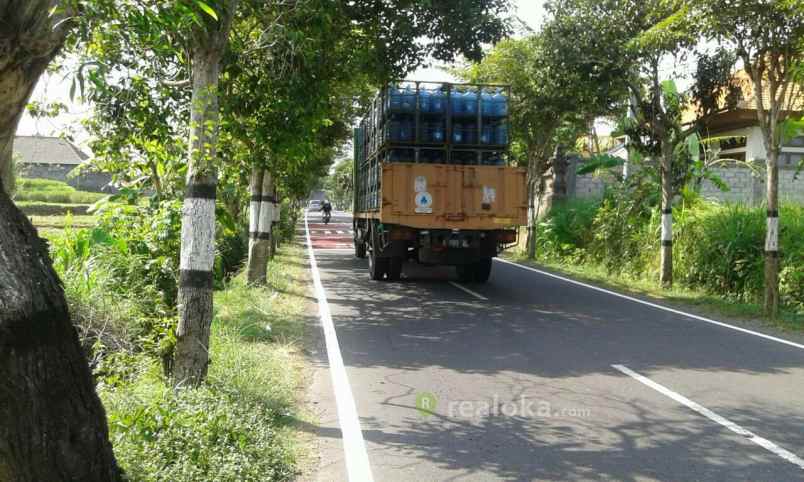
[29, 214, 97, 228]
[505, 251, 804, 332]
[98, 244, 312, 481]
[14, 177, 106, 204]
[16, 200, 92, 216]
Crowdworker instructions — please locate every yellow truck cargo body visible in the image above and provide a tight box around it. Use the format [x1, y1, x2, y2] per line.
[355, 162, 528, 230]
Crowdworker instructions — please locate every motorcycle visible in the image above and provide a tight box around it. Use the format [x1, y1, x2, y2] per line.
[322, 210, 331, 224]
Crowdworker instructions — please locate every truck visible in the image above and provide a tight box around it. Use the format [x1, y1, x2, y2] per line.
[352, 80, 527, 282]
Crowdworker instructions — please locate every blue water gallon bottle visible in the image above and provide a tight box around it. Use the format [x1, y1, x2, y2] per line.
[495, 122, 509, 144]
[431, 123, 444, 142]
[431, 89, 445, 113]
[481, 89, 494, 116]
[399, 119, 412, 141]
[388, 86, 402, 111]
[450, 90, 463, 115]
[452, 123, 464, 144]
[481, 125, 494, 144]
[493, 89, 508, 116]
[463, 90, 478, 115]
[401, 86, 415, 111]
[464, 122, 477, 144]
[419, 88, 431, 113]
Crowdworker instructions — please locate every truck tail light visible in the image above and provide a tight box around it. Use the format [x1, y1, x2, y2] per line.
[497, 230, 516, 243]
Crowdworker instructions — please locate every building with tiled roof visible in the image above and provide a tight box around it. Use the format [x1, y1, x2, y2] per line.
[13, 135, 114, 192]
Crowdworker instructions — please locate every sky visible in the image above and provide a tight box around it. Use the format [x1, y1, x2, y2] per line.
[17, 0, 547, 149]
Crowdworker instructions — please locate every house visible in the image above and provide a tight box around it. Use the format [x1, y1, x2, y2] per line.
[567, 72, 804, 205]
[13, 135, 114, 193]
[694, 72, 804, 205]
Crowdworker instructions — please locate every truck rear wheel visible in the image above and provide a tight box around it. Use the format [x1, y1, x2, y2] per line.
[456, 258, 493, 283]
[368, 250, 388, 280]
[354, 240, 366, 259]
[387, 257, 403, 281]
[473, 257, 493, 283]
[456, 263, 474, 283]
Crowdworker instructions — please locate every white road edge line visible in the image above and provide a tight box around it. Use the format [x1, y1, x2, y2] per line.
[612, 364, 804, 470]
[449, 281, 488, 301]
[495, 258, 804, 351]
[304, 212, 375, 482]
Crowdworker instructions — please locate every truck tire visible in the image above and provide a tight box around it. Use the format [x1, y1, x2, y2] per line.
[355, 240, 367, 259]
[387, 257, 403, 281]
[456, 263, 474, 283]
[368, 250, 388, 280]
[472, 257, 493, 283]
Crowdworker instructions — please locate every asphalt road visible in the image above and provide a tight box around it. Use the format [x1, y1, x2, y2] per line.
[304, 211, 804, 482]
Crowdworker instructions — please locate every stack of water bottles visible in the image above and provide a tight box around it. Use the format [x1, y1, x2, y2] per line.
[380, 81, 509, 164]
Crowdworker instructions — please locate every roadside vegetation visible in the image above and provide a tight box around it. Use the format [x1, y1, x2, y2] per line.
[49, 206, 309, 480]
[13, 178, 103, 236]
[512, 194, 804, 328]
[14, 177, 106, 204]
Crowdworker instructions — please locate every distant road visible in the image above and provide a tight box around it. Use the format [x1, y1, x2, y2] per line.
[305, 211, 804, 482]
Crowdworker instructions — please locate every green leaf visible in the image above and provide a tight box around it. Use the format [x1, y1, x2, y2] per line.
[577, 154, 624, 175]
[781, 116, 804, 144]
[195, 1, 218, 21]
[687, 133, 700, 163]
[660, 80, 678, 98]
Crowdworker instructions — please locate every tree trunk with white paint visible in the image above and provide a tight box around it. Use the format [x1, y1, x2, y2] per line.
[246, 167, 274, 284]
[659, 142, 673, 288]
[173, 50, 222, 387]
[0, 3, 121, 478]
[764, 153, 780, 318]
[525, 152, 539, 259]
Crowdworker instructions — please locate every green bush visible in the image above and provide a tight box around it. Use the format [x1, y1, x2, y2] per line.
[101, 363, 296, 482]
[674, 203, 765, 303]
[277, 199, 300, 243]
[532, 198, 599, 261]
[14, 177, 106, 203]
[49, 222, 176, 372]
[100, 257, 307, 481]
[49, 198, 249, 373]
[530, 194, 804, 314]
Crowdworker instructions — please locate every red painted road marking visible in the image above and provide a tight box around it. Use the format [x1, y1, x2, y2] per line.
[308, 221, 353, 250]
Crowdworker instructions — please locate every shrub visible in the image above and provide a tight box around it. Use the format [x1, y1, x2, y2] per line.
[101, 363, 296, 482]
[674, 203, 803, 311]
[588, 181, 660, 276]
[531, 198, 599, 261]
[277, 199, 300, 243]
[674, 203, 765, 303]
[528, 192, 804, 314]
[14, 177, 106, 203]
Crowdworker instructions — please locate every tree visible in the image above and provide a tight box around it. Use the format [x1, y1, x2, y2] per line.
[0, 1, 120, 479]
[699, 0, 804, 316]
[171, 0, 239, 386]
[547, 0, 741, 288]
[461, 26, 627, 258]
[324, 156, 355, 209]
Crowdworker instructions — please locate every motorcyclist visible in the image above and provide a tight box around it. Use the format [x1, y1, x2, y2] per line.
[320, 199, 333, 223]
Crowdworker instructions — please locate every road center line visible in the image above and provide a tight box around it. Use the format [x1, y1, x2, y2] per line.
[449, 281, 488, 301]
[304, 212, 375, 482]
[612, 364, 804, 470]
[495, 258, 804, 351]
